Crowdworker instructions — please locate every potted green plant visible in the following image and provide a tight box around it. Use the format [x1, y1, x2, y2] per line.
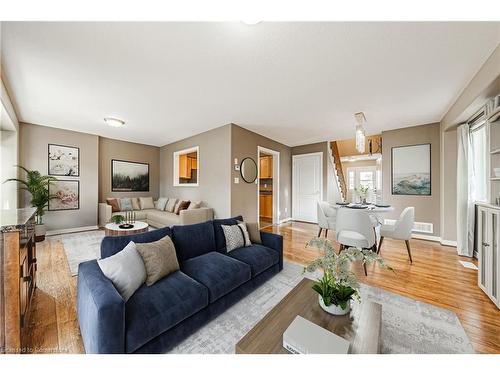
[110, 214, 125, 224]
[4, 165, 58, 242]
[354, 185, 370, 204]
[304, 237, 392, 315]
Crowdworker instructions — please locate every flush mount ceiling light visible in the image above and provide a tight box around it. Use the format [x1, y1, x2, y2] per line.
[104, 117, 125, 128]
[354, 112, 367, 154]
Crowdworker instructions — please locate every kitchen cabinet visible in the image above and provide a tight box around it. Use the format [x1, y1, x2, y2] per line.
[179, 155, 197, 179]
[259, 194, 273, 220]
[259, 156, 273, 179]
[477, 203, 500, 309]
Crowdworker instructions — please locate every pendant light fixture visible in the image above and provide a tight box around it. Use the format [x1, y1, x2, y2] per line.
[354, 112, 366, 154]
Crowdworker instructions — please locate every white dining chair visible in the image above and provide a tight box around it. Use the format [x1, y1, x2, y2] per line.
[335, 208, 377, 276]
[378, 207, 415, 263]
[317, 201, 337, 238]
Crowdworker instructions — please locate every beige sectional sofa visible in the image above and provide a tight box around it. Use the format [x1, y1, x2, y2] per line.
[98, 197, 213, 228]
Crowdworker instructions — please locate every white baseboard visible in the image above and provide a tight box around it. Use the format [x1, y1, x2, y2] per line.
[46, 225, 99, 236]
[411, 233, 457, 247]
[279, 217, 292, 224]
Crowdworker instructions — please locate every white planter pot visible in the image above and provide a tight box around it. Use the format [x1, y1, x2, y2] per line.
[318, 296, 350, 315]
[35, 223, 46, 242]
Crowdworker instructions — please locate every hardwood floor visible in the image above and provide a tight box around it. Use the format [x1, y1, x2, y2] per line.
[24, 221, 500, 354]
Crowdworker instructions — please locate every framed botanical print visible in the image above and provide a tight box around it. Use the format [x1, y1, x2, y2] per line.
[112, 159, 150, 192]
[48, 144, 80, 176]
[49, 180, 80, 211]
[391, 144, 431, 196]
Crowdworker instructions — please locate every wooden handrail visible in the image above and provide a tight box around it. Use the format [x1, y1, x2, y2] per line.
[330, 141, 347, 201]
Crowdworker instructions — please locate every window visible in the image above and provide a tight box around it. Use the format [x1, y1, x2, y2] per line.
[359, 171, 374, 189]
[470, 123, 488, 202]
[173, 146, 199, 186]
[348, 170, 355, 190]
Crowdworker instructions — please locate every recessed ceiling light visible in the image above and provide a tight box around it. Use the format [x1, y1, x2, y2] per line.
[104, 117, 125, 127]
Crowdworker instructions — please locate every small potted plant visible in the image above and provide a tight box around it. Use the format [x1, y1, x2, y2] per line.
[4, 166, 58, 242]
[304, 237, 391, 315]
[110, 214, 125, 224]
[354, 185, 370, 204]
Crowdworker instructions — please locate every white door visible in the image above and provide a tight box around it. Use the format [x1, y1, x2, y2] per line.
[292, 153, 323, 223]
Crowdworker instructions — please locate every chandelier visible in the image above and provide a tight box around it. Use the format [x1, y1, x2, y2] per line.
[354, 112, 366, 154]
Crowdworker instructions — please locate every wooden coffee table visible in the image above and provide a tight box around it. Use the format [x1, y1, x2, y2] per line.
[104, 221, 149, 236]
[236, 278, 382, 354]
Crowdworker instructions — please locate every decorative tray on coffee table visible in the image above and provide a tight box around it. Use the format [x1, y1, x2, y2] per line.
[118, 223, 134, 229]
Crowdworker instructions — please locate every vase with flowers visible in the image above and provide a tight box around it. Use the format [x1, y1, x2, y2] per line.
[304, 237, 392, 315]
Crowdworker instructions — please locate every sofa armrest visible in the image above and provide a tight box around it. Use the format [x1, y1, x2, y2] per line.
[77, 260, 125, 353]
[99, 203, 112, 227]
[260, 231, 283, 270]
[179, 207, 214, 225]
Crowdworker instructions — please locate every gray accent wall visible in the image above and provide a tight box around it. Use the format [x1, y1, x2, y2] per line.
[441, 125, 458, 242]
[19, 123, 99, 231]
[382, 123, 441, 237]
[231, 124, 292, 222]
[98, 136, 160, 202]
[159, 124, 232, 219]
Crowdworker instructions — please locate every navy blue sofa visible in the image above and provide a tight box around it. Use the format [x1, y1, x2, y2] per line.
[77, 216, 283, 354]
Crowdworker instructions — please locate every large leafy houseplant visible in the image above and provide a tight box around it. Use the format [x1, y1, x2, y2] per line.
[304, 237, 392, 314]
[4, 165, 58, 225]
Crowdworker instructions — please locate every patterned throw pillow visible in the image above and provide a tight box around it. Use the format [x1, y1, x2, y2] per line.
[188, 201, 202, 210]
[155, 197, 168, 210]
[120, 198, 133, 211]
[221, 224, 250, 252]
[106, 198, 121, 212]
[237, 222, 251, 246]
[135, 236, 180, 286]
[165, 198, 177, 212]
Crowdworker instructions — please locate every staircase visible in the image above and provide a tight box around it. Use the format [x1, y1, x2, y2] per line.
[330, 141, 347, 201]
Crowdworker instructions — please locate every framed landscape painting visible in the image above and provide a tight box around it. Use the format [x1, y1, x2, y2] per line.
[48, 180, 80, 210]
[391, 144, 431, 196]
[48, 144, 80, 176]
[112, 159, 149, 192]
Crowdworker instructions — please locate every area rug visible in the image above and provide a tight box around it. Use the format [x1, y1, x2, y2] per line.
[169, 262, 474, 354]
[51, 230, 105, 276]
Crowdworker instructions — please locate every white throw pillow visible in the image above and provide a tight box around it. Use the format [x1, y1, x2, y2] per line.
[188, 201, 202, 210]
[97, 241, 146, 301]
[139, 197, 155, 210]
[165, 198, 177, 212]
[155, 197, 168, 210]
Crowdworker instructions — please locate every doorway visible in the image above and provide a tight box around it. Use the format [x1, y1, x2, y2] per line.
[292, 152, 323, 223]
[257, 146, 280, 229]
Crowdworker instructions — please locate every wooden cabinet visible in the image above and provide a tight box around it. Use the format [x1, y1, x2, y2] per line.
[259, 194, 273, 220]
[1, 208, 37, 353]
[179, 155, 198, 179]
[477, 203, 500, 309]
[259, 156, 273, 179]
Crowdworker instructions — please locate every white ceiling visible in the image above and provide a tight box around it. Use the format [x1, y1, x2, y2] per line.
[1, 22, 499, 147]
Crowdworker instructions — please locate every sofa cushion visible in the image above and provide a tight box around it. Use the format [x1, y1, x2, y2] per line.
[146, 210, 180, 227]
[139, 197, 155, 210]
[101, 226, 171, 259]
[120, 198, 133, 211]
[106, 198, 121, 212]
[135, 236, 180, 286]
[131, 197, 140, 210]
[155, 197, 168, 211]
[165, 198, 177, 212]
[172, 221, 216, 262]
[125, 271, 208, 353]
[213, 216, 243, 251]
[181, 252, 251, 303]
[227, 244, 279, 277]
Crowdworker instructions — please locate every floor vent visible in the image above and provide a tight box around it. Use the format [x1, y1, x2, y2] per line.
[383, 219, 433, 234]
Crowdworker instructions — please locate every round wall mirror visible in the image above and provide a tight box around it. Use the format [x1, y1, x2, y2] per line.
[240, 157, 258, 183]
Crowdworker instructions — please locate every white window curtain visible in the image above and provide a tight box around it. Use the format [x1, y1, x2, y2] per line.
[456, 124, 475, 257]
